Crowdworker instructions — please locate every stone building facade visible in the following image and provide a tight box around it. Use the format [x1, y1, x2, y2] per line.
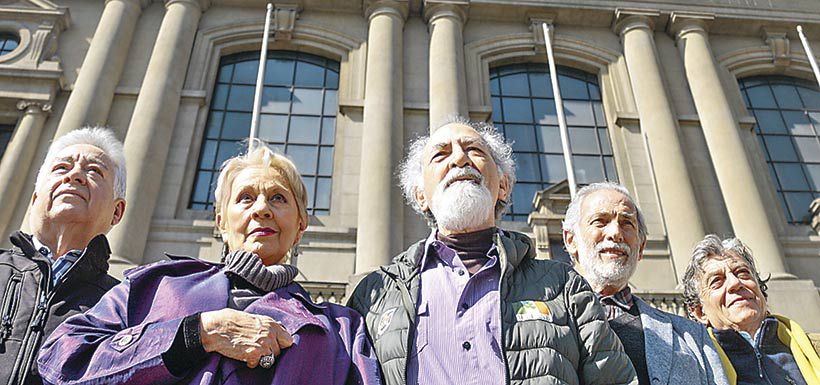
[0, 0, 818, 328]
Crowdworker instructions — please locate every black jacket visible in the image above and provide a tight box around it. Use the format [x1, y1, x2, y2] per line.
[0, 231, 119, 385]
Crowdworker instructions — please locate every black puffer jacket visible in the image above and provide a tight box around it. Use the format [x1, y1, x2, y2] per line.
[0, 231, 119, 385]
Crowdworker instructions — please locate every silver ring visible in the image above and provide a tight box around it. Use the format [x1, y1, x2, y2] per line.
[259, 354, 275, 369]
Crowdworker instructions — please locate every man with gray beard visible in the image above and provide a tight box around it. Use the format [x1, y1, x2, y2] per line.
[348, 117, 636, 385]
[563, 182, 729, 385]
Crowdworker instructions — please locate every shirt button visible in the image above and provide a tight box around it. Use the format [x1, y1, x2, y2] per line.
[461, 303, 469, 310]
[462, 341, 471, 350]
[457, 269, 465, 276]
[117, 334, 133, 347]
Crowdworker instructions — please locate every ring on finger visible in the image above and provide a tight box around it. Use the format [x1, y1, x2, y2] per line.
[259, 354, 275, 369]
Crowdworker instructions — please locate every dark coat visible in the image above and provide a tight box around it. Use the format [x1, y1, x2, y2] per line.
[0, 231, 119, 385]
[37, 258, 381, 385]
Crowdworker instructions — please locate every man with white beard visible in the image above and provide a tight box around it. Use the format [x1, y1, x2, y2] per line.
[348, 117, 637, 385]
[563, 182, 729, 385]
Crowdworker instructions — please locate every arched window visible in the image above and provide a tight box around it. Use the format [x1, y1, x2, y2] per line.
[190, 51, 339, 215]
[0, 33, 18, 56]
[740, 76, 820, 224]
[490, 64, 616, 221]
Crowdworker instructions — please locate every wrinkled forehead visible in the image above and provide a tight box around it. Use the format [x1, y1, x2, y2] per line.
[580, 189, 637, 218]
[230, 166, 291, 193]
[425, 123, 486, 153]
[700, 252, 751, 276]
[50, 144, 112, 167]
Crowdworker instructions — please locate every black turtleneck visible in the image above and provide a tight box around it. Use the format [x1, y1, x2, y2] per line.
[436, 227, 496, 275]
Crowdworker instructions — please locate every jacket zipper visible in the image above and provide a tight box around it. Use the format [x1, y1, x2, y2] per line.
[1, 273, 23, 342]
[495, 236, 512, 385]
[11, 255, 53, 385]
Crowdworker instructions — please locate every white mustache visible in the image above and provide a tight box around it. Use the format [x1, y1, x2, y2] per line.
[595, 240, 632, 255]
[440, 166, 484, 189]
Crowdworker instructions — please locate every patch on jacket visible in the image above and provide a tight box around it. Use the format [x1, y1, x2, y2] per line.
[376, 307, 398, 337]
[513, 300, 552, 322]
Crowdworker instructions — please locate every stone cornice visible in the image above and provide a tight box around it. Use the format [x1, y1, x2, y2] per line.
[423, 0, 468, 25]
[364, 0, 408, 22]
[16, 100, 51, 113]
[165, 0, 210, 12]
[612, 8, 660, 36]
[105, 0, 153, 10]
[668, 11, 714, 39]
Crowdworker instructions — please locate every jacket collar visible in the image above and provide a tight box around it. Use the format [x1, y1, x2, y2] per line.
[10, 231, 111, 278]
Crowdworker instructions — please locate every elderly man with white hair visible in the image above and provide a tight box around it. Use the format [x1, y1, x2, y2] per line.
[0, 127, 125, 385]
[562, 182, 729, 385]
[348, 117, 636, 385]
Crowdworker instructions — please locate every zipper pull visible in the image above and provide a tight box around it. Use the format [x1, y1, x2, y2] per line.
[0, 315, 11, 341]
[31, 292, 48, 331]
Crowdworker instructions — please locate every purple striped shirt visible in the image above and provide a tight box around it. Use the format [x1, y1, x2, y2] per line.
[406, 231, 505, 385]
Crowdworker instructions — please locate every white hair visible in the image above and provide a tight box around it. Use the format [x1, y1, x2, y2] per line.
[397, 116, 516, 225]
[562, 182, 647, 239]
[36, 127, 127, 199]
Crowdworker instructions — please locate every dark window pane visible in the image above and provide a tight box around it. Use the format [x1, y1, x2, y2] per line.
[754, 110, 787, 134]
[286, 144, 318, 174]
[288, 116, 321, 144]
[589, 83, 602, 100]
[226, 85, 254, 111]
[222, 112, 251, 140]
[200, 140, 219, 169]
[573, 155, 605, 184]
[805, 164, 820, 190]
[798, 87, 820, 108]
[604, 157, 617, 181]
[782, 111, 814, 135]
[771, 85, 802, 108]
[261, 87, 292, 113]
[528, 72, 552, 97]
[490, 76, 500, 95]
[564, 100, 595, 126]
[532, 98, 557, 125]
[514, 153, 541, 182]
[258, 114, 288, 142]
[192, 171, 212, 202]
[292, 89, 323, 114]
[491, 97, 502, 122]
[265, 58, 295, 86]
[323, 90, 338, 116]
[499, 73, 529, 96]
[794, 137, 820, 162]
[599, 129, 612, 155]
[746, 86, 777, 108]
[303, 176, 316, 209]
[764, 136, 798, 162]
[505, 124, 537, 152]
[570, 127, 599, 154]
[558, 75, 588, 99]
[318, 147, 334, 176]
[211, 84, 229, 109]
[217, 64, 234, 83]
[774, 163, 809, 190]
[809, 112, 820, 135]
[216, 141, 244, 167]
[784, 192, 814, 222]
[206, 112, 224, 138]
[512, 183, 540, 214]
[315, 177, 331, 209]
[540, 154, 567, 183]
[325, 70, 339, 89]
[321, 118, 336, 145]
[502, 98, 533, 123]
[294, 61, 325, 87]
[536, 125, 562, 153]
[232, 60, 258, 84]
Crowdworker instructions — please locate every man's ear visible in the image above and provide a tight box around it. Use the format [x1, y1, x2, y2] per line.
[497, 173, 510, 202]
[293, 217, 308, 245]
[215, 213, 227, 237]
[563, 228, 578, 258]
[690, 304, 709, 325]
[637, 236, 647, 262]
[110, 199, 126, 226]
[415, 188, 430, 212]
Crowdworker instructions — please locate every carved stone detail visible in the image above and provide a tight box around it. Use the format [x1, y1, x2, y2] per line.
[528, 13, 554, 50]
[761, 27, 791, 68]
[16, 100, 51, 113]
[272, 4, 300, 40]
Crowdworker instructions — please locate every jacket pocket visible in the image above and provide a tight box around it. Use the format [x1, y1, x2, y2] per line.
[1, 273, 23, 342]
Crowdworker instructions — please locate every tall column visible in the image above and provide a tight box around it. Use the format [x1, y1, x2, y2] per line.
[670, 13, 789, 277]
[107, 0, 209, 264]
[0, 102, 49, 237]
[614, 10, 706, 279]
[425, 1, 468, 128]
[354, 0, 407, 275]
[55, 0, 149, 137]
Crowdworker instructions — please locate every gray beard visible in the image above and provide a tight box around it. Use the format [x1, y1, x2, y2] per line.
[577, 237, 639, 292]
[430, 176, 494, 232]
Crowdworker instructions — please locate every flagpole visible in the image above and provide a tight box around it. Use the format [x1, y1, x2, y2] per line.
[542, 22, 577, 198]
[797, 25, 820, 89]
[250, 3, 274, 152]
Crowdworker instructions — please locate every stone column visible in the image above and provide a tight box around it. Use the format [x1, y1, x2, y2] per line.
[425, 1, 468, 128]
[670, 13, 789, 277]
[614, 10, 706, 278]
[0, 102, 49, 237]
[55, 0, 149, 137]
[107, 0, 209, 264]
[354, 0, 407, 275]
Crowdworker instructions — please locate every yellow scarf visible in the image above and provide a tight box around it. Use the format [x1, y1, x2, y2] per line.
[708, 315, 820, 385]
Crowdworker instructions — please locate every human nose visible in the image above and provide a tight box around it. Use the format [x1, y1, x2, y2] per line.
[603, 221, 624, 242]
[725, 271, 742, 293]
[62, 164, 87, 185]
[251, 196, 273, 219]
[449, 145, 471, 169]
